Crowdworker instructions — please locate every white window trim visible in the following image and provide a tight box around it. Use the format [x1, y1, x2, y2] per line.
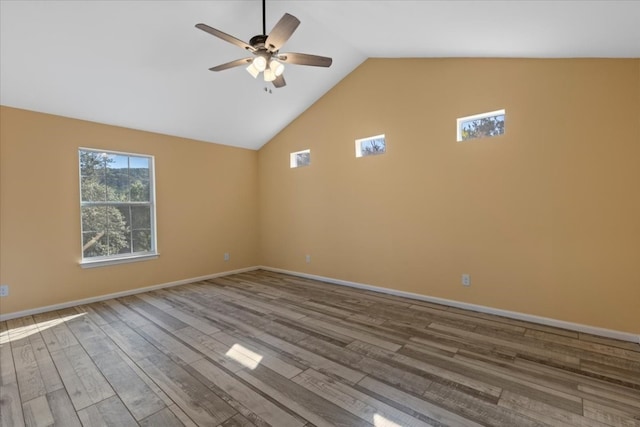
[78, 147, 158, 267]
[80, 253, 159, 269]
[290, 149, 311, 168]
[456, 109, 505, 142]
[355, 134, 386, 158]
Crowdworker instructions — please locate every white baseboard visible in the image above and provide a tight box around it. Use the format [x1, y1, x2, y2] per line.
[3, 265, 638, 345]
[259, 266, 640, 345]
[0, 266, 259, 322]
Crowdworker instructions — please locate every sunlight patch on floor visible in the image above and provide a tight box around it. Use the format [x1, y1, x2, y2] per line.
[225, 343, 263, 369]
[0, 313, 85, 344]
[373, 413, 404, 427]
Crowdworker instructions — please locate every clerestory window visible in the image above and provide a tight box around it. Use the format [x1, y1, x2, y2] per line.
[290, 149, 311, 168]
[457, 109, 505, 142]
[355, 134, 386, 158]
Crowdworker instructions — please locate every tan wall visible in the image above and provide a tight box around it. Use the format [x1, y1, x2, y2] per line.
[0, 106, 259, 315]
[258, 59, 640, 334]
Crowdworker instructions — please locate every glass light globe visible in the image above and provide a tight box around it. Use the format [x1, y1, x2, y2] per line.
[253, 56, 267, 72]
[270, 59, 285, 77]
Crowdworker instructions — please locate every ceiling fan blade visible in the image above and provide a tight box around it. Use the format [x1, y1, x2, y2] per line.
[273, 74, 286, 88]
[278, 53, 332, 67]
[209, 58, 253, 72]
[265, 13, 300, 52]
[196, 23, 255, 52]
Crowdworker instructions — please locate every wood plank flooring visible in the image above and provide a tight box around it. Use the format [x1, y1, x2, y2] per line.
[1, 269, 639, 426]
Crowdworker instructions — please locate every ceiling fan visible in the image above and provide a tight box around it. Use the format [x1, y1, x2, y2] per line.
[196, 0, 332, 88]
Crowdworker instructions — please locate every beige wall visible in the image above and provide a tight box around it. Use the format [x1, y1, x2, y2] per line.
[258, 59, 640, 334]
[2, 59, 639, 335]
[0, 107, 259, 315]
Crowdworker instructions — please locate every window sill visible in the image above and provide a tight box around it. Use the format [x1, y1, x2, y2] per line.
[80, 253, 159, 269]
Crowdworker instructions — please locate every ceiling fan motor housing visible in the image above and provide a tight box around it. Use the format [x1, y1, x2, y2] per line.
[249, 35, 268, 50]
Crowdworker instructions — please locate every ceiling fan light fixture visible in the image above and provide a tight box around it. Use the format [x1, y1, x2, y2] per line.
[270, 59, 285, 76]
[263, 68, 276, 82]
[196, 3, 332, 89]
[253, 56, 267, 72]
[246, 63, 260, 78]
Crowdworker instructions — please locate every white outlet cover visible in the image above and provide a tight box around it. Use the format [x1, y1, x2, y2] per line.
[462, 274, 471, 286]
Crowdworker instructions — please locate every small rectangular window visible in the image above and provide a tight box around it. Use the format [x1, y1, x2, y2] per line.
[355, 134, 386, 158]
[457, 109, 505, 142]
[79, 148, 157, 266]
[290, 149, 310, 168]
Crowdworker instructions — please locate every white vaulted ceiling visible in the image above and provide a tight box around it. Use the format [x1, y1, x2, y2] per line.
[1, 1, 639, 150]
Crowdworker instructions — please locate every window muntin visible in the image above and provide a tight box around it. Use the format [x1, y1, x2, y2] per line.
[290, 149, 311, 168]
[457, 109, 505, 142]
[79, 148, 157, 265]
[355, 134, 386, 158]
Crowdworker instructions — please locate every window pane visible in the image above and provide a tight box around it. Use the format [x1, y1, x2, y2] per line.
[290, 149, 311, 168]
[105, 206, 130, 255]
[80, 151, 106, 179]
[83, 231, 107, 258]
[81, 205, 131, 257]
[130, 180, 150, 202]
[361, 137, 386, 156]
[82, 206, 107, 233]
[131, 205, 151, 230]
[461, 116, 505, 139]
[116, 206, 131, 227]
[132, 230, 152, 253]
[82, 205, 112, 257]
[115, 206, 132, 254]
[81, 176, 108, 202]
[130, 156, 150, 201]
[80, 151, 107, 202]
[106, 154, 129, 202]
[458, 110, 505, 141]
[356, 134, 386, 157]
[296, 152, 310, 166]
[130, 156, 150, 180]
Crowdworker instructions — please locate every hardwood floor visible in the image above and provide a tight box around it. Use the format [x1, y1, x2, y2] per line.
[1, 269, 639, 426]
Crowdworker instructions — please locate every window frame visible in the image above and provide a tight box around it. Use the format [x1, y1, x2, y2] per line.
[78, 147, 158, 268]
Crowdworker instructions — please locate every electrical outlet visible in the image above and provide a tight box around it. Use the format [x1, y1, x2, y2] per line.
[462, 274, 471, 287]
[224, 252, 230, 262]
[0, 285, 9, 297]
[305, 254, 311, 263]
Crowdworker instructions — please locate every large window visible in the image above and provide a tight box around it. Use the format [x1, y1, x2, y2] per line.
[79, 148, 157, 266]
